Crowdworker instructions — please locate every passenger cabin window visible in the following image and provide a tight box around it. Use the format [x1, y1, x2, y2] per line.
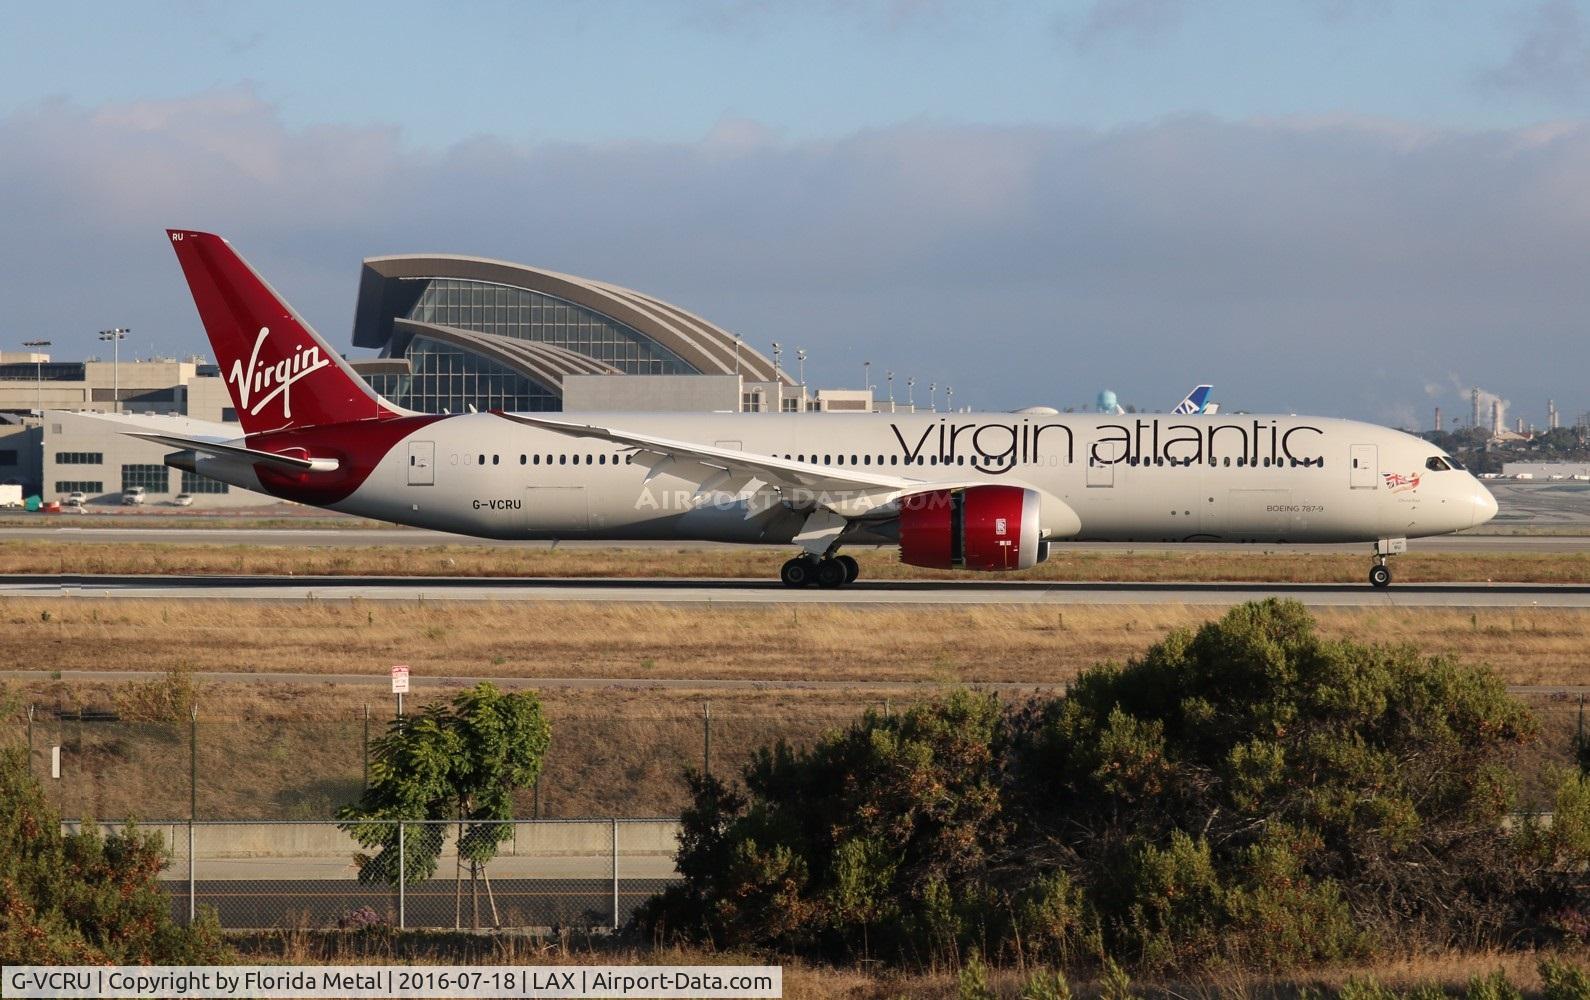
[1425, 456, 1452, 471]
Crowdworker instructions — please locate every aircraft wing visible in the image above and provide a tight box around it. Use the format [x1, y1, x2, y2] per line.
[496, 412, 983, 517]
[121, 431, 340, 473]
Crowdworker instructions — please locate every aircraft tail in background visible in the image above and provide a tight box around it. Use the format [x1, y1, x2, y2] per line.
[1172, 384, 1214, 415]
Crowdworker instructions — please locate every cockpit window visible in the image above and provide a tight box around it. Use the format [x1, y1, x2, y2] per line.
[1425, 456, 1452, 472]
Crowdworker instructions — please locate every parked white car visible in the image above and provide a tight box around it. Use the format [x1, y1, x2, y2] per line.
[62, 491, 86, 507]
[170, 493, 195, 507]
[121, 486, 146, 506]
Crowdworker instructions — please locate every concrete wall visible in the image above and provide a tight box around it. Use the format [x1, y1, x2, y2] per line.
[0, 420, 41, 494]
[1502, 462, 1590, 478]
[62, 819, 681, 860]
[563, 374, 741, 413]
[185, 377, 234, 423]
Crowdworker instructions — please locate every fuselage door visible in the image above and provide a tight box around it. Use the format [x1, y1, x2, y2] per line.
[408, 441, 435, 486]
[1086, 455, 1115, 487]
[1349, 444, 1377, 490]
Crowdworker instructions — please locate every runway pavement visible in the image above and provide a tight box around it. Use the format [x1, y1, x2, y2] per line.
[165, 877, 673, 930]
[7, 525, 1590, 552]
[3, 573, 1589, 607]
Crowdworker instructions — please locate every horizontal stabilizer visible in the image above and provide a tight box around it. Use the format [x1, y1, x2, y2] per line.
[122, 431, 340, 473]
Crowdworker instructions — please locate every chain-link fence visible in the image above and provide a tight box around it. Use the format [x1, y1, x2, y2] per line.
[56, 819, 680, 932]
[2, 702, 876, 820]
[6, 692, 1587, 818]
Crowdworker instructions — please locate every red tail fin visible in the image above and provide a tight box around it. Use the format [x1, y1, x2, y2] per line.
[167, 229, 399, 434]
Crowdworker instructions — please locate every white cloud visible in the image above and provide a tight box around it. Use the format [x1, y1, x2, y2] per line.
[1, 87, 1586, 420]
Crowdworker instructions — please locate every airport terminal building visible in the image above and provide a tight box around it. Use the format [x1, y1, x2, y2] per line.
[0, 254, 884, 507]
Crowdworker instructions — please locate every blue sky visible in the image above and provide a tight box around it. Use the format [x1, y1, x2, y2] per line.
[3, 1, 1589, 425]
[1, 2, 1567, 141]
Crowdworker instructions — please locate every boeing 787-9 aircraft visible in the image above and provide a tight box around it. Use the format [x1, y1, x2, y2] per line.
[110, 231, 1496, 589]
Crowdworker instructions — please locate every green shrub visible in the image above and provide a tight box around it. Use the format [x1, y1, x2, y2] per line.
[641, 600, 1560, 971]
[0, 746, 227, 962]
[1540, 958, 1590, 1000]
[1337, 980, 1399, 1000]
[956, 951, 995, 1000]
[1463, 969, 1521, 1000]
[1018, 968, 1072, 1000]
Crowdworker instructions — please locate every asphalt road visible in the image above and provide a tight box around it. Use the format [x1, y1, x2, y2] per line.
[164, 877, 674, 930]
[7, 525, 1590, 552]
[3, 573, 1589, 607]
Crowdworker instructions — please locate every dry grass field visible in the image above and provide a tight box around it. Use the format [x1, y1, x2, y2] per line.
[3, 598, 1589, 686]
[4, 597, 1587, 819]
[233, 932, 1583, 999]
[4, 539, 1590, 582]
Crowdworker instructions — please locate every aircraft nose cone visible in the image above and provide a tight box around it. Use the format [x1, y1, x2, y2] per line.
[1472, 482, 1498, 528]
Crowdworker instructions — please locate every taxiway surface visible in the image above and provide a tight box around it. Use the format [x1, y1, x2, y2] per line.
[6, 526, 1590, 553]
[2, 573, 1587, 607]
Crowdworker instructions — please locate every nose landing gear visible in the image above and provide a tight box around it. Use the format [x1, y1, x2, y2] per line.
[1368, 537, 1406, 588]
[780, 552, 861, 588]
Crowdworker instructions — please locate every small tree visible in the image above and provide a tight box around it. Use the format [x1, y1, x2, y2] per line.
[339, 683, 550, 928]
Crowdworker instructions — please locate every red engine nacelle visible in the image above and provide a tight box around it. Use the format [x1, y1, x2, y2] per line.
[898, 486, 1047, 571]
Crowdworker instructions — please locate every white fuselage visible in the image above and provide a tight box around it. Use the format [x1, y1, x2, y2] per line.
[196, 410, 1495, 549]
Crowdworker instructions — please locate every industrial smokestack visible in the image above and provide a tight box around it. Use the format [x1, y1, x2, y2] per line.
[1434, 407, 1442, 432]
[1492, 399, 1502, 436]
[1549, 399, 1559, 430]
[1472, 388, 1481, 430]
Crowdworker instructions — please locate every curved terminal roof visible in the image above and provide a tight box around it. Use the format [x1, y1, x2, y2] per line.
[354, 254, 789, 385]
[392, 319, 620, 391]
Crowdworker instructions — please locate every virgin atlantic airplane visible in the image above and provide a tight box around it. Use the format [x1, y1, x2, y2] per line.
[122, 230, 1496, 588]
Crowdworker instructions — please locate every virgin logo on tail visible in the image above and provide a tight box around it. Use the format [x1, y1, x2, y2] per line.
[227, 326, 331, 421]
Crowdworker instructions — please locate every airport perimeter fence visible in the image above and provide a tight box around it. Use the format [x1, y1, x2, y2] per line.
[2, 701, 891, 821]
[59, 818, 680, 933]
[4, 693, 1587, 820]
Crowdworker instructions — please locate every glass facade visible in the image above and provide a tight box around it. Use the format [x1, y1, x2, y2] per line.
[181, 471, 230, 494]
[363, 336, 558, 415]
[120, 464, 169, 493]
[56, 481, 102, 493]
[408, 279, 697, 375]
[56, 452, 103, 465]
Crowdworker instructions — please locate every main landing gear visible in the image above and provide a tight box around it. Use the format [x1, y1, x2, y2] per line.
[1368, 537, 1406, 589]
[780, 553, 860, 589]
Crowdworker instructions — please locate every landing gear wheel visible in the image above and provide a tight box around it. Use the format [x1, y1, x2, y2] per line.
[780, 557, 816, 588]
[1369, 564, 1391, 588]
[836, 555, 860, 584]
[815, 558, 847, 589]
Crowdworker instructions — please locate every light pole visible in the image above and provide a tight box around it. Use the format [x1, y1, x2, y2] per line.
[886, 371, 895, 405]
[98, 328, 129, 413]
[796, 349, 806, 387]
[906, 377, 915, 407]
[946, 386, 955, 412]
[770, 342, 781, 381]
[863, 361, 871, 394]
[22, 340, 51, 414]
[733, 336, 742, 376]
[929, 382, 937, 412]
